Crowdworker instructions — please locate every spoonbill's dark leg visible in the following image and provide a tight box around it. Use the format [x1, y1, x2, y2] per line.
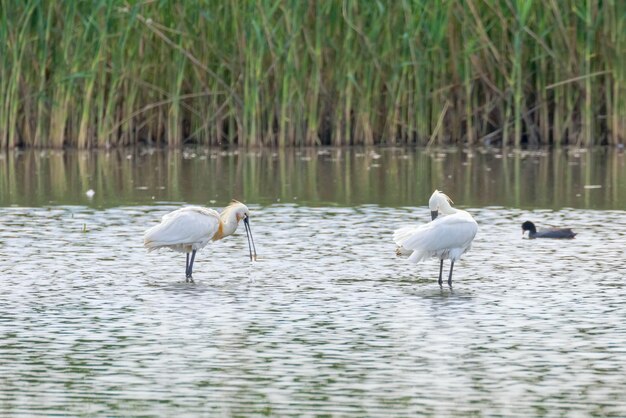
[448, 261, 455, 287]
[438, 259, 444, 285]
[186, 250, 197, 282]
[185, 253, 190, 282]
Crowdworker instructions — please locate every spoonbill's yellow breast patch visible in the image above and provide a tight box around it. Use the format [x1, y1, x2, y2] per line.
[212, 221, 224, 241]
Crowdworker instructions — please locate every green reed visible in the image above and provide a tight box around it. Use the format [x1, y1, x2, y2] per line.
[0, 0, 625, 148]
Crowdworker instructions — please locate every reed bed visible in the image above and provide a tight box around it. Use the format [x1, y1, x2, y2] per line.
[1, 0, 625, 148]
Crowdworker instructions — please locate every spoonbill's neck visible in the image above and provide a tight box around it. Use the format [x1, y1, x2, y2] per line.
[218, 209, 241, 238]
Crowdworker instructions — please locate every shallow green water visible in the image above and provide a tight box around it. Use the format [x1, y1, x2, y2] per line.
[1, 148, 625, 416]
[1, 147, 625, 209]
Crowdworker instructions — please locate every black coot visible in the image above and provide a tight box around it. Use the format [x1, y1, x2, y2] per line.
[522, 221, 576, 239]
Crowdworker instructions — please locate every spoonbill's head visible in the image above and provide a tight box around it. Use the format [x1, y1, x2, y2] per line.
[521, 220, 536, 235]
[228, 201, 251, 222]
[222, 200, 257, 261]
[428, 190, 454, 220]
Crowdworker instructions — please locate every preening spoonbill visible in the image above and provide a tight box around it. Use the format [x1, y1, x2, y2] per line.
[144, 200, 257, 281]
[394, 190, 477, 286]
[522, 221, 576, 239]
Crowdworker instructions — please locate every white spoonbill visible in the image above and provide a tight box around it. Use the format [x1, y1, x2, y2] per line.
[143, 200, 257, 281]
[393, 190, 477, 286]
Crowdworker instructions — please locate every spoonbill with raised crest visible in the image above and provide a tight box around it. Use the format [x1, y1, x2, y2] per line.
[394, 190, 477, 286]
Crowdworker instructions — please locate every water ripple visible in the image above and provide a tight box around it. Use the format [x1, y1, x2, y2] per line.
[0, 204, 625, 416]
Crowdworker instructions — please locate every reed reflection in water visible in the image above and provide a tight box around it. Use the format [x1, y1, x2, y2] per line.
[0, 147, 624, 209]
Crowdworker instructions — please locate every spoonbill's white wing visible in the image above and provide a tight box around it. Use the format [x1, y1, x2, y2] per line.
[395, 211, 477, 263]
[393, 225, 419, 256]
[144, 207, 220, 252]
[393, 212, 456, 249]
[393, 225, 419, 246]
[159, 206, 219, 222]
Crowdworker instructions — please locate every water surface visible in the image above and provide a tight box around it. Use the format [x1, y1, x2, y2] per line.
[1, 147, 625, 208]
[1, 148, 625, 416]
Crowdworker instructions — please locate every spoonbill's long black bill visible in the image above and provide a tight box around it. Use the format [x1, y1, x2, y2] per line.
[243, 217, 257, 261]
